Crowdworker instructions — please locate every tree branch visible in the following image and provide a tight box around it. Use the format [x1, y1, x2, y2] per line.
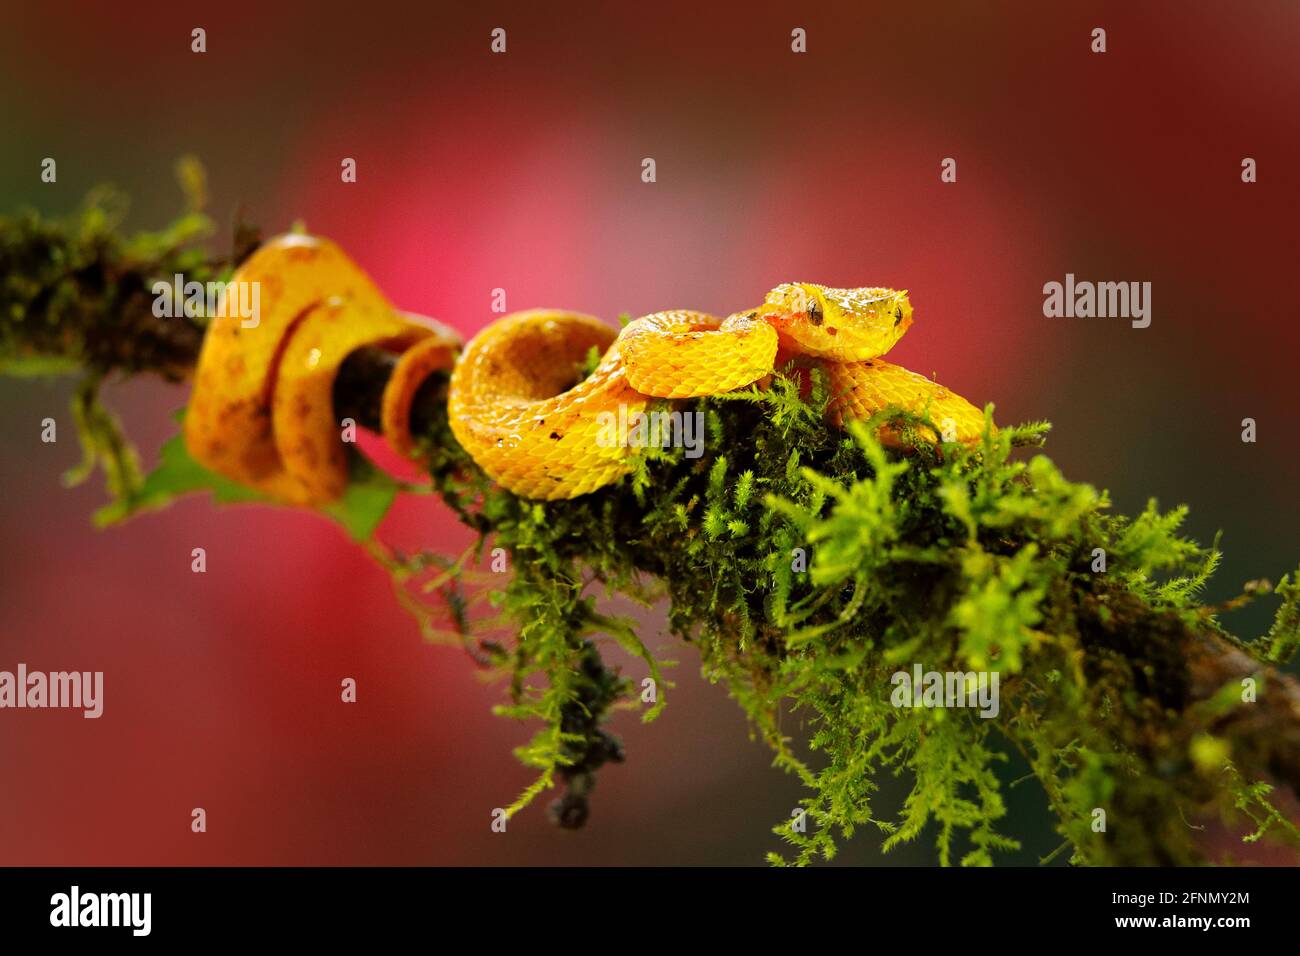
[4, 195, 1299, 864]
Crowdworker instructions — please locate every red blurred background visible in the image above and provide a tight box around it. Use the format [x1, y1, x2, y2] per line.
[1, 1, 1298, 865]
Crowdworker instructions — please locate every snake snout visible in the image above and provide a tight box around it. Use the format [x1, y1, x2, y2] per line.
[893, 294, 914, 332]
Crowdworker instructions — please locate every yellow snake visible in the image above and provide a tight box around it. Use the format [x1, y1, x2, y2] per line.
[186, 234, 989, 505]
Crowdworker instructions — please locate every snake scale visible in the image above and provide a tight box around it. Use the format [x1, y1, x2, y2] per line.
[186, 234, 989, 504]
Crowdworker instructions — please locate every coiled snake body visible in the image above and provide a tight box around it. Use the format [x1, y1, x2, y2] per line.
[186, 235, 989, 504]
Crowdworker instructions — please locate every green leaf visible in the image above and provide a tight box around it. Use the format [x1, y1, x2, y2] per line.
[95, 422, 398, 542]
[320, 457, 400, 542]
[94, 429, 268, 527]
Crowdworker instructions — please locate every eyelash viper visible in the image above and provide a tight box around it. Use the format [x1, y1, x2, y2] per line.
[185, 235, 990, 505]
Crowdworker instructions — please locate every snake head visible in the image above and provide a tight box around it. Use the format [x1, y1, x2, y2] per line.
[759, 283, 914, 361]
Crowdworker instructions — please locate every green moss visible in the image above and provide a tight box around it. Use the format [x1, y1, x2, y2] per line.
[382, 365, 1296, 864]
[0, 158, 256, 502]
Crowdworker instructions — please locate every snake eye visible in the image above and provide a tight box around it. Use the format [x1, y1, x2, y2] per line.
[807, 299, 823, 326]
[894, 306, 904, 326]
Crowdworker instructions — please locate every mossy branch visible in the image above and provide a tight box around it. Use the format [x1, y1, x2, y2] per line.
[4, 181, 1300, 865]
